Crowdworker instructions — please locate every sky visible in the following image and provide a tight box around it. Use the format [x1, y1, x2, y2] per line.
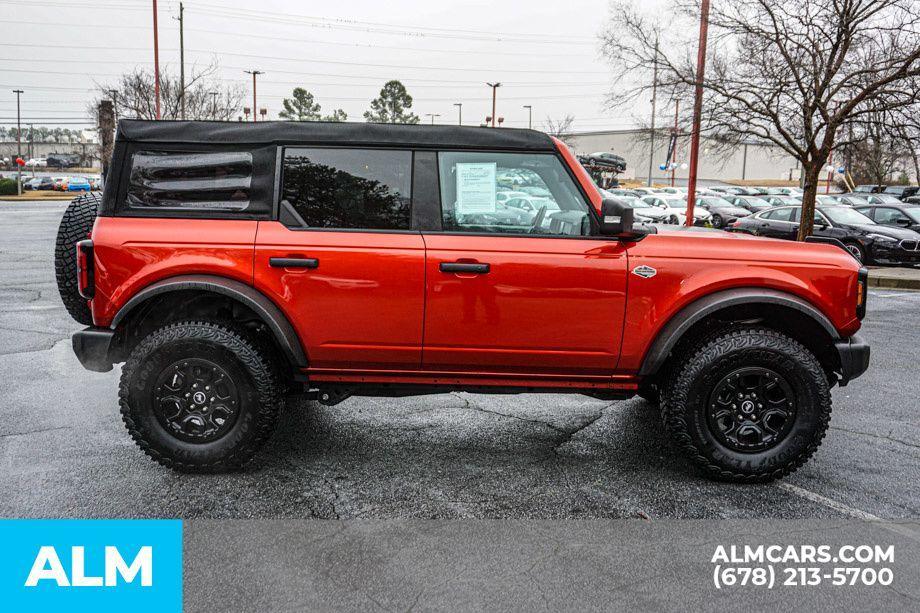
[0, 0, 647, 133]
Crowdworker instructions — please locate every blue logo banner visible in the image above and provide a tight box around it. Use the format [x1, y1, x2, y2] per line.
[0, 519, 182, 613]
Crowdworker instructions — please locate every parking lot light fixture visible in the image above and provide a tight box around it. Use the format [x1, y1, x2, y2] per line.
[523, 105, 532, 129]
[453, 103, 462, 125]
[486, 82, 501, 127]
[684, 0, 711, 227]
[244, 70, 263, 122]
[13, 89, 23, 195]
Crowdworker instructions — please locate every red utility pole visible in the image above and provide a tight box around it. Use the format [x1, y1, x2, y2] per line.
[245, 70, 263, 122]
[671, 99, 679, 187]
[684, 0, 711, 227]
[152, 0, 161, 119]
[486, 82, 501, 127]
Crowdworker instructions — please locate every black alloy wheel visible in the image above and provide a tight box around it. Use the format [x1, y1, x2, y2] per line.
[706, 367, 796, 453]
[153, 358, 240, 443]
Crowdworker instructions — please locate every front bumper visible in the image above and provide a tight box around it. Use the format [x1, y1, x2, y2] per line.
[72, 327, 115, 373]
[835, 334, 870, 386]
[870, 242, 920, 265]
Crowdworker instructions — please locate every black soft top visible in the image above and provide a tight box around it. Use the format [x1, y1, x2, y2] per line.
[116, 119, 557, 151]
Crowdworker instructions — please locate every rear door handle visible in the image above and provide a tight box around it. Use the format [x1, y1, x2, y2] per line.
[440, 262, 490, 274]
[270, 257, 319, 269]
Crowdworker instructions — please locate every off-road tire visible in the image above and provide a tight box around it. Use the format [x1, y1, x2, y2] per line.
[661, 327, 831, 483]
[119, 321, 282, 472]
[54, 193, 100, 325]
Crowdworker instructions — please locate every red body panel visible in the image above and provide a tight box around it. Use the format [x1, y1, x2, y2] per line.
[87, 143, 862, 390]
[253, 221, 426, 371]
[421, 233, 628, 375]
[90, 217, 258, 326]
[617, 230, 862, 372]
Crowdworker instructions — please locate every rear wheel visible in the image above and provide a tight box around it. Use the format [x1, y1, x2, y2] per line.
[54, 193, 100, 325]
[661, 327, 831, 482]
[119, 321, 282, 472]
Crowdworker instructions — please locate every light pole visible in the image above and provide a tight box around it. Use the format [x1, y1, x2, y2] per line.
[210, 91, 220, 119]
[244, 70, 263, 122]
[425, 113, 440, 125]
[453, 103, 462, 125]
[647, 34, 659, 187]
[486, 82, 501, 128]
[152, 0, 161, 119]
[13, 89, 23, 195]
[684, 0, 711, 227]
[523, 105, 532, 129]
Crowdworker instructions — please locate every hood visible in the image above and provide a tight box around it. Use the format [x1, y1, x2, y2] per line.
[710, 206, 751, 217]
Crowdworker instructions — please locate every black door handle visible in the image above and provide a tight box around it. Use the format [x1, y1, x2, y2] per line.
[270, 257, 319, 269]
[440, 262, 490, 274]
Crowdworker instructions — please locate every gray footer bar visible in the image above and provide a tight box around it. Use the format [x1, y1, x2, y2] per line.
[185, 520, 920, 612]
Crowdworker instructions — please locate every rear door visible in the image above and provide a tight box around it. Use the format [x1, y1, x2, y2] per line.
[254, 147, 426, 372]
[420, 150, 628, 377]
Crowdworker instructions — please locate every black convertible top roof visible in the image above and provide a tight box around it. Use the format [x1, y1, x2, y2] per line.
[116, 119, 557, 151]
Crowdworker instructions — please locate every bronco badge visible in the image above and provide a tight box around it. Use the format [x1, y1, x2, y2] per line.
[632, 265, 657, 279]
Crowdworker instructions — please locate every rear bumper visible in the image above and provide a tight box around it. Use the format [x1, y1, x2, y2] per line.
[835, 334, 870, 386]
[72, 327, 115, 373]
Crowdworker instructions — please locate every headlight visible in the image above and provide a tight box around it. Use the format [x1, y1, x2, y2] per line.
[866, 233, 897, 243]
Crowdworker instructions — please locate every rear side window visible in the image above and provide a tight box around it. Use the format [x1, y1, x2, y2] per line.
[763, 208, 793, 221]
[126, 151, 254, 212]
[281, 148, 412, 230]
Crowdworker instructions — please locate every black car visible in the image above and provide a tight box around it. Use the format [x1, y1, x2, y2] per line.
[729, 205, 920, 265]
[882, 185, 919, 199]
[853, 203, 920, 232]
[724, 194, 774, 213]
[693, 195, 752, 228]
[853, 184, 884, 194]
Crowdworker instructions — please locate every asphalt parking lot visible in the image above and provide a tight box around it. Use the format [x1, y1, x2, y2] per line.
[0, 200, 918, 520]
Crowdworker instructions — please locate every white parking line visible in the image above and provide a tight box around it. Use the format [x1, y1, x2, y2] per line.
[778, 482, 881, 521]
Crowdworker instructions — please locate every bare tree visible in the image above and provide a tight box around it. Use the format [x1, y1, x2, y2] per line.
[602, 0, 920, 240]
[92, 63, 244, 121]
[842, 109, 913, 185]
[544, 115, 576, 145]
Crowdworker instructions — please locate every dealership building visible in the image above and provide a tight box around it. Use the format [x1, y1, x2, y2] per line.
[566, 128, 803, 185]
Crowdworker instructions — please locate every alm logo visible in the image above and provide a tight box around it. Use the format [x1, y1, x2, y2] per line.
[25, 545, 153, 587]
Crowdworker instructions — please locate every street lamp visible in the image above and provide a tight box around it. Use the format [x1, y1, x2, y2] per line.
[523, 105, 532, 129]
[486, 82, 501, 127]
[244, 70, 263, 122]
[209, 91, 220, 119]
[453, 103, 462, 125]
[425, 113, 441, 125]
[13, 89, 23, 195]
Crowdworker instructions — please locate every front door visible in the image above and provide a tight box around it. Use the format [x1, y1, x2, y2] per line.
[254, 147, 425, 372]
[421, 150, 628, 376]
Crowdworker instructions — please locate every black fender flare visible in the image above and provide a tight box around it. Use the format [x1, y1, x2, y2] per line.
[637, 288, 839, 377]
[110, 274, 308, 367]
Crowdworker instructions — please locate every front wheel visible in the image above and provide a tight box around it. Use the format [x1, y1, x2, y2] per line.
[119, 321, 282, 472]
[711, 214, 724, 229]
[661, 327, 831, 482]
[843, 240, 868, 264]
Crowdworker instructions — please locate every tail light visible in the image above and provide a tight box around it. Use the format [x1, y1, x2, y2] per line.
[76, 239, 95, 299]
[856, 267, 868, 320]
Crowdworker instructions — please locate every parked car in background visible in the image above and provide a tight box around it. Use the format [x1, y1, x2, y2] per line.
[765, 187, 804, 196]
[89, 176, 103, 191]
[834, 194, 870, 206]
[724, 195, 774, 213]
[693, 196, 753, 228]
[25, 177, 54, 191]
[47, 153, 81, 169]
[496, 190, 530, 204]
[853, 184, 883, 193]
[53, 177, 67, 191]
[761, 195, 802, 207]
[882, 185, 919, 199]
[605, 188, 643, 198]
[817, 195, 845, 205]
[730, 205, 920, 264]
[25, 157, 48, 168]
[640, 194, 712, 225]
[859, 193, 906, 206]
[600, 190, 669, 223]
[853, 203, 920, 232]
[66, 176, 91, 192]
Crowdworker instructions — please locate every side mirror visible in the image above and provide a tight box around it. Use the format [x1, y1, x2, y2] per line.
[599, 198, 650, 241]
[895, 218, 911, 227]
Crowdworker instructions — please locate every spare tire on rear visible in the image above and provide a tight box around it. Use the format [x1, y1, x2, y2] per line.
[55, 193, 100, 325]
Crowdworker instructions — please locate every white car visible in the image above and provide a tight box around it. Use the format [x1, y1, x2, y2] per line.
[601, 190, 668, 223]
[25, 157, 48, 168]
[641, 194, 712, 225]
[496, 190, 530, 204]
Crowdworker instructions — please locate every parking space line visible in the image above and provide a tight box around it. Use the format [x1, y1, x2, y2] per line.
[778, 482, 881, 521]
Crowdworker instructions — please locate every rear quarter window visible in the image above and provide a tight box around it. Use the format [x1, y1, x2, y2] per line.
[121, 147, 274, 217]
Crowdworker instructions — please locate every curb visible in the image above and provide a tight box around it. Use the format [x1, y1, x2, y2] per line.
[867, 269, 920, 291]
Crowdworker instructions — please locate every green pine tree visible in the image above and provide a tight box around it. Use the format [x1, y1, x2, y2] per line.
[363, 80, 419, 124]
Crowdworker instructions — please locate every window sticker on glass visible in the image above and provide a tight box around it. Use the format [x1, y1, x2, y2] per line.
[455, 162, 497, 215]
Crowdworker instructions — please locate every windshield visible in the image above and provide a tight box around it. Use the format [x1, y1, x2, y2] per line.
[874, 194, 902, 204]
[905, 207, 920, 223]
[823, 207, 875, 225]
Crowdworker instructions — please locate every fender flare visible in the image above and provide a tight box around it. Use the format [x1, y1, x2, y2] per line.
[110, 274, 308, 367]
[637, 288, 839, 377]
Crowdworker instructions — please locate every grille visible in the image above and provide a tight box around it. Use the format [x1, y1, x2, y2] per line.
[898, 239, 919, 251]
